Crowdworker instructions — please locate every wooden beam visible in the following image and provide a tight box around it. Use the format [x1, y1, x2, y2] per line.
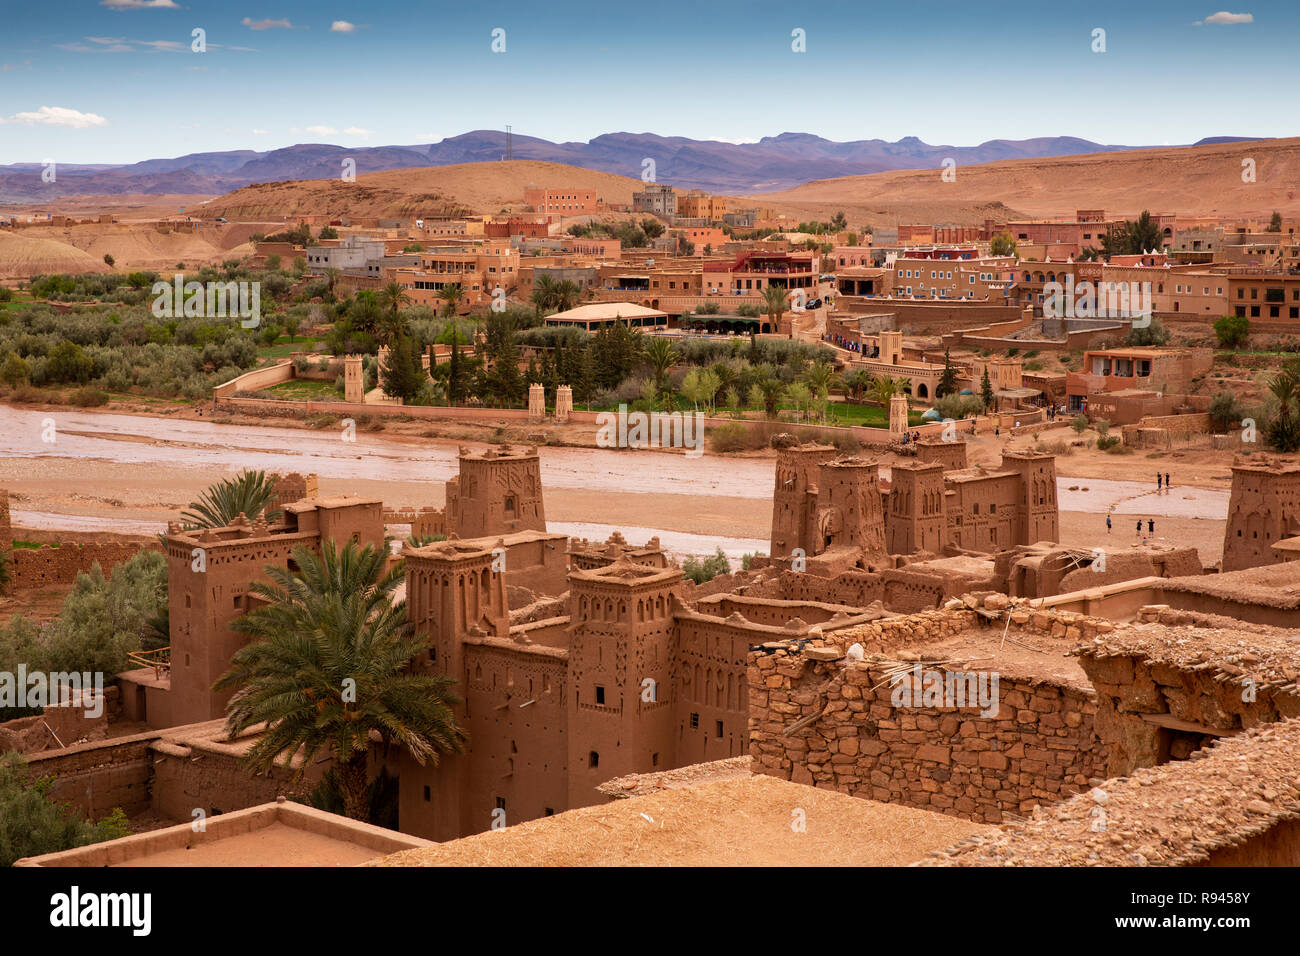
[1138, 712, 1239, 737]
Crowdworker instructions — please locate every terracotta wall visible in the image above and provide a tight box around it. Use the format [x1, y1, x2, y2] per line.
[11, 541, 157, 589]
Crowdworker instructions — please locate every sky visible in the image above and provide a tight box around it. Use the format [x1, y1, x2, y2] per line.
[0, 0, 1295, 166]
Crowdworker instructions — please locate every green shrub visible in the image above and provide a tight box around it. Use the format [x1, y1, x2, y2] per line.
[0, 753, 130, 866]
[69, 386, 109, 407]
[682, 548, 731, 584]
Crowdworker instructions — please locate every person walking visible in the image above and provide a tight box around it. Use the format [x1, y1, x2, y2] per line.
[1156, 473, 1163, 492]
[1148, 518, 1155, 537]
[1165, 472, 1171, 493]
[1106, 512, 1112, 534]
[1136, 519, 1143, 537]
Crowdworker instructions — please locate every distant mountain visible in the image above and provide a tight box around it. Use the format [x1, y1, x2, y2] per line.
[0, 131, 1270, 202]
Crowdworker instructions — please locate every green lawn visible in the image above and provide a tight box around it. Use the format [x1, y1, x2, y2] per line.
[587, 396, 924, 430]
[256, 337, 307, 360]
[267, 378, 341, 401]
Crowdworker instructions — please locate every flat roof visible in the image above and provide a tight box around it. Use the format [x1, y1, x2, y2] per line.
[549, 302, 667, 320]
[371, 775, 989, 867]
[18, 801, 431, 867]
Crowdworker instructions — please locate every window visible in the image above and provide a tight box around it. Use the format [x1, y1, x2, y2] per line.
[716, 720, 724, 739]
[495, 796, 506, 811]
[544, 808, 554, 816]
[589, 751, 599, 768]
[504, 495, 516, 515]
[595, 685, 605, 705]
[690, 712, 700, 729]
[423, 786, 431, 802]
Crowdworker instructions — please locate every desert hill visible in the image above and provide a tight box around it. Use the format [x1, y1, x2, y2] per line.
[201, 160, 651, 222]
[2, 130, 1223, 201]
[0, 231, 109, 277]
[755, 137, 1300, 226]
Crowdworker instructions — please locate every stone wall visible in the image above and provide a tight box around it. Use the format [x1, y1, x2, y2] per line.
[1075, 615, 1300, 776]
[749, 655, 1102, 824]
[926, 719, 1300, 867]
[10, 541, 158, 589]
[748, 605, 1111, 824]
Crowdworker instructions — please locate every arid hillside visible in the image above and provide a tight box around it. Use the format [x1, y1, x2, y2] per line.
[755, 136, 1300, 226]
[0, 221, 258, 278]
[201, 160, 651, 221]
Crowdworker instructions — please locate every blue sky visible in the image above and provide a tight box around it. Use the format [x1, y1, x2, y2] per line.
[0, 0, 1294, 165]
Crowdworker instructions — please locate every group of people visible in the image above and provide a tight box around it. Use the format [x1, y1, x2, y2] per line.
[1103, 513, 1158, 539]
[1156, 472, 1172, 493]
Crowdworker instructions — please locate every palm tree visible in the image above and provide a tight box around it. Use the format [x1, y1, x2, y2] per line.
[437, 283, 464, 319]
[1266, 364, 1300, 452]
[324, 267, 342, 297]
[553, 280, 581, 312]
[642, 337, 677, 392]
[531, 275, 559, 317]
[760, 284, 788, 331]
[378, 281, 411, 318]
[181, 470, 281, 529]
[215, 541, 464, 821]
[869, 375, 911, 405]
[844, 368, 873, 401]
[756, 373, 783, 418]
[801, 359, 835, 398]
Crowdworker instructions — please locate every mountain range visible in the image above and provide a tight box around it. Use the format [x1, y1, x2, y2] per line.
[0, 130, 1263, 203]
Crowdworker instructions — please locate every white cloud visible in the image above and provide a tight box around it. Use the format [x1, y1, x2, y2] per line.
[1196, 11, 1254, 24]
[343, 127, 374, 137]
[57, 36, 188, 54]
[306, 125, 338, 135]
[242, 17, 293, 30]
[2, 106, 109, 128]
[330, 21, 356, 33]
[100, 0, 180, 8]
[251, 128, 270, 135]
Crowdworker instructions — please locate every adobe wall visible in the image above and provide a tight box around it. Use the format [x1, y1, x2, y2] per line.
[1120, 412, 1211, 446]
[212, 360, 294, 398]
[749, 612, 1104, 824]
[149, 740, 314, 821]
[747, 569, 885, 609]
[24, 730, 160, 822]
[0, 685, 118, 754]
[10, 540, 158, 589]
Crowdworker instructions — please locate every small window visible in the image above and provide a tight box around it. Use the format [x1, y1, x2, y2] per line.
[715, 720, 724, 739]
[690, 712, 699, 729]
[589, 751, 599, 768]
[495, 796, 506, 810]
[504, 495, 516, 515]
[595, 685, 605, 705]
[544, 808, 554, 816]
[423, 786, 431, 802]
